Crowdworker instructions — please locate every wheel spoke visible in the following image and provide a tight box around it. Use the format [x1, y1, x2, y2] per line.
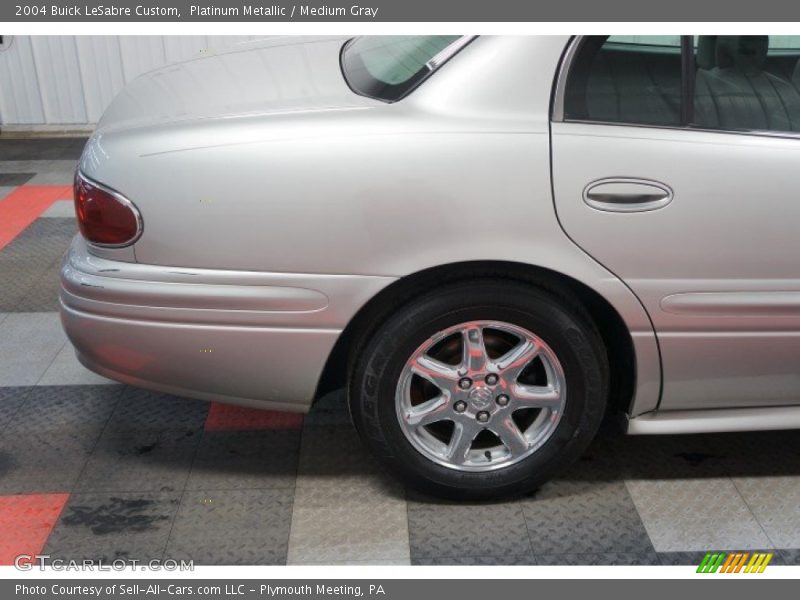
[491, 416, 529, 456]
[412, 355, 459, 390]
[445, 420, 480, 464]
[461, 326, 489, 372]
[512, 383, 562, 410]
[496, 339, 539, 380]
[402, 394, 450, 427]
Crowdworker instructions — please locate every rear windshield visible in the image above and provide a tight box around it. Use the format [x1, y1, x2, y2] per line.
[340, 36, 471, 102]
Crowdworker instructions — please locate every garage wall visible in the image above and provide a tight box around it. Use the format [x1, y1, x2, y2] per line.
[0, 36, 272, 127]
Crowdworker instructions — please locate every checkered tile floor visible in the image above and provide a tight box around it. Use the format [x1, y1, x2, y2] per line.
[2, 138, 800, 566]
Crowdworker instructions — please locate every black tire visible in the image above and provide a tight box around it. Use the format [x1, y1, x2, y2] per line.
[348, 279, 609, 500]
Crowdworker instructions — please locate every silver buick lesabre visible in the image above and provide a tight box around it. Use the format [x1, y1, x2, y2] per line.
[61, 35, 800, 498]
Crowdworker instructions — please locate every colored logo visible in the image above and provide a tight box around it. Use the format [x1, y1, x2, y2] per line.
[697, 552, 773, 573]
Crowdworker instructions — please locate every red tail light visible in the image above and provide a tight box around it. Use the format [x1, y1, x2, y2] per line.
[74, 172, 142, 247]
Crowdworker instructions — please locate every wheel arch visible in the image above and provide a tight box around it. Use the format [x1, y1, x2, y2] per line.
[314, 260, 637, 417]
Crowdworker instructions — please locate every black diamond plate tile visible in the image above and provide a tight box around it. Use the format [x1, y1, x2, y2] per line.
[0, 218, 76, 312]
[0, 173, 34, 186]
[0, 138, 88, 161]
[6, 385, 123, 436]
[43, 491, 180, 563]
[413, 555, 536, 565]
[16, 259, 64, 312]
[612, 433, 727, 480]
[105, 387, 209, 434]
[778, 549, 800, 565]
[165, 489, 294, 564]
[0, 430, 96, 494]
[186, 430, 300, 490]
[521, 478, 654, 555]
[304, 390, 351, 427]
[704, 430, 800, 478]
[77, 429, 202, 493]
[537, 552, 660, 565]
[407, 498, 532, 559]
[0, 387, 30, 433]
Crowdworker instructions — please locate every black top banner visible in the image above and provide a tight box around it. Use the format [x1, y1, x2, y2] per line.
[3, 0, 800, 22]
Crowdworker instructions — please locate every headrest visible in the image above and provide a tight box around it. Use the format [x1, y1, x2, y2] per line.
[696, 36, 717, 69]
[716, 36, 769, 75]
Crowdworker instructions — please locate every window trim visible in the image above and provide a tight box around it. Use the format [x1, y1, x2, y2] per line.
[551, 35, 800, 142]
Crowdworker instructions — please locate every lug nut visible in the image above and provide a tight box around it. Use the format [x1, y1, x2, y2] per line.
[476, 411, 490, 423]
[496, 394, 510, 407]
[485, 373, 498, 385]
[454, 401, 467, 413]
[458, 377, 472, 390]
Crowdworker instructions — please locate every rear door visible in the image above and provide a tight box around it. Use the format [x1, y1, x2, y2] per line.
[551, 35, 800, 411]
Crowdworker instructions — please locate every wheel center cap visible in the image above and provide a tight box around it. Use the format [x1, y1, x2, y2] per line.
[467, 385, 493, 409]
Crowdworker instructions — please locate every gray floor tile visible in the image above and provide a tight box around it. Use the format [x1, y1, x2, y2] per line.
[44, 491, 180, 562]
[733, 476, 800, 548]
[0, 186, 15, 201]
[626, 478, 772, 552]
[536, 552, 660, 565]
[293, 424, 404, 504]
[778, 549, 800, 565]
[407, 498, 531, 559]
[6, 385, 122, 436]
[288, 424, 409, 564]
[0, 313, 67, 386]
[104, 387, 209, 434]
[0, 173, 34, 186]
[165, 489, 294, 565]
[0, 430, 96, 493]
[522, 477, 654, 555]
[27, 172, 75, 186]
[292, 558, 411, 566]
[288, 498, 410, 564]
[37, 342, 115, 386]
[186, 430, 300, 490]
[40, 200, 75, 218]
[77, 429, 201, 493]
[412, 555, 536, 565]
[0, 387, 30, 433]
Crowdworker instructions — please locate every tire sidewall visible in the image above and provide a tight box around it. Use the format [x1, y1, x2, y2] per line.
[351, 281, 607, 498]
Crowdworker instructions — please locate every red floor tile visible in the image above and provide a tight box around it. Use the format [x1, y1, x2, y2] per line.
[0, 185, 72, 250]
[205, 402, 304, 431]
[0, 493, 69, 566]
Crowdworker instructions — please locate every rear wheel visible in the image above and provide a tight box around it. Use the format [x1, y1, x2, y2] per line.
[349, 279, 609, 499]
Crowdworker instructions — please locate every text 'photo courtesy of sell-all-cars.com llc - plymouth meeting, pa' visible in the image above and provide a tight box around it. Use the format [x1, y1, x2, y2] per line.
[61, 34, 800, 499]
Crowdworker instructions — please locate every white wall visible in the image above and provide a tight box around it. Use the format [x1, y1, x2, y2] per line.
[0, 36, 271, 127]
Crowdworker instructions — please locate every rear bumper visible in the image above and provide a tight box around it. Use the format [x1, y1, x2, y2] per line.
[59, 236, 394, 410]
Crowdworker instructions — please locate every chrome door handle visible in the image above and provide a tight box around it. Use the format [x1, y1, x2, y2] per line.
[583, 178, 673, 212]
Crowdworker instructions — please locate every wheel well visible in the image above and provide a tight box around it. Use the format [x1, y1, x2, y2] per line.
[314, 261, 636, 417]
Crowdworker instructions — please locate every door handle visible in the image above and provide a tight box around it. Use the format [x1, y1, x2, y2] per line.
[583, 178, 673, 213]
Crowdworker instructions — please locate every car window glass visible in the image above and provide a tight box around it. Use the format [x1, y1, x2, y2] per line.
[341, 35, 462, 102]
[692, 35, 800, 133]
[564, 35, 682, 126]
